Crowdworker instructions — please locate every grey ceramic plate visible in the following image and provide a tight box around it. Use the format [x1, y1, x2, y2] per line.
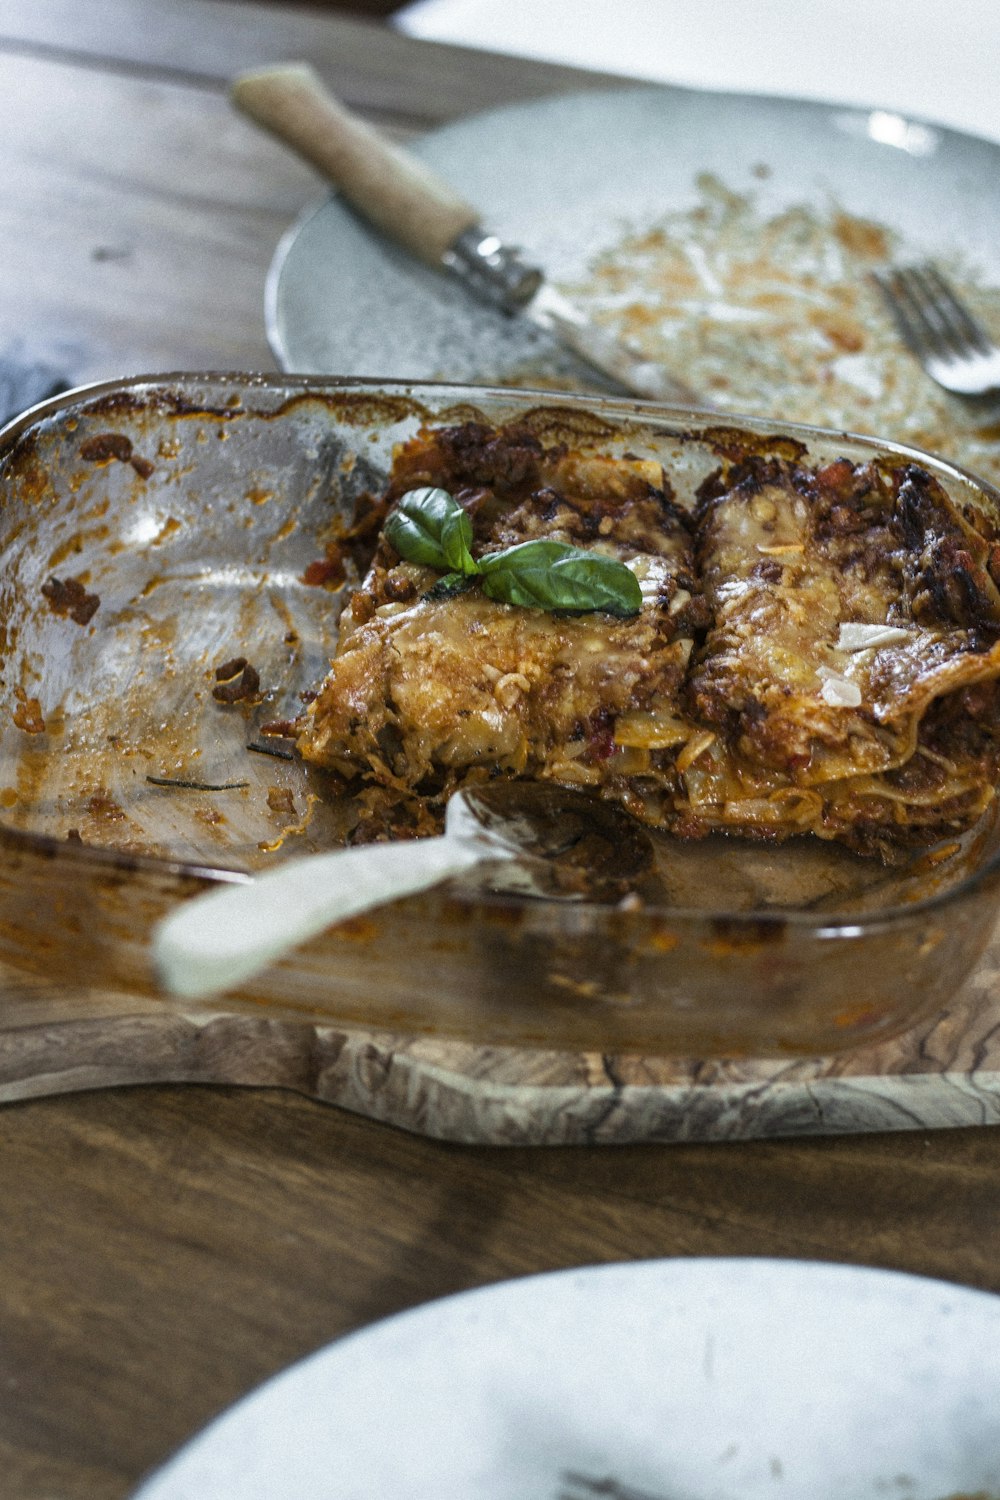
[133, 1257, 1000, 1499]
[267, 82, 1000, 390]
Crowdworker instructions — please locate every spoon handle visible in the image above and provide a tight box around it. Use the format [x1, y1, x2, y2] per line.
[154, 833, 493, 1001]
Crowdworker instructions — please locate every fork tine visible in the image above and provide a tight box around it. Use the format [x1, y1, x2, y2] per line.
[897, 265, 965, 355]
[873, 261, 1000, 397]
[897, 264, 988, 358]
[877, 265, 955, 357]
[920, 262, 995, 354]
[874, 266, 938, 358]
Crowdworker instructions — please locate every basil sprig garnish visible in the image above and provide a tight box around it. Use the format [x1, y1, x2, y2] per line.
[384, 486, 477, 574]
[386, 486, 643, 617]
[478, 539, 640, 613]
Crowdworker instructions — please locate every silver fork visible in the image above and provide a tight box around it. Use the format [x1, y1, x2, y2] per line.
[873, 261, 1000, 397]
[557, 1472, 672, 1500]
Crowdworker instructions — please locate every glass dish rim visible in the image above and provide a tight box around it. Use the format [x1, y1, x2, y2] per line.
[4, 367, 1000, 939]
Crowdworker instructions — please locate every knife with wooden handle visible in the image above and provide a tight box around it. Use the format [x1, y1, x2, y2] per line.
[231, 64, 701, 406]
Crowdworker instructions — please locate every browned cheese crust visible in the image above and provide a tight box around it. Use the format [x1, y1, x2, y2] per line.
[296, 421, 1000, 858]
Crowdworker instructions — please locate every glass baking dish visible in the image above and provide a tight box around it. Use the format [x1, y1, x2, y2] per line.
[1, 372, 999, 1057]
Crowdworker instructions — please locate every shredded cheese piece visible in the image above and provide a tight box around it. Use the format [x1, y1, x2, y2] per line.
[837, 622, 914, 652]
[821, 675, 863, 708]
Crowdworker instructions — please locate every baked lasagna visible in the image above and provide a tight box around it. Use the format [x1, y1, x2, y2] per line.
[295, 419, 1000, 858]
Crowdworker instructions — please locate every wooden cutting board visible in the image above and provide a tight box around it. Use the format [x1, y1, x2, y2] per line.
[2, 920, 999, 1145]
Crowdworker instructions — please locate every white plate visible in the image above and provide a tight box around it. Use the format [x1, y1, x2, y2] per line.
[133, 1257, 1000, 1499]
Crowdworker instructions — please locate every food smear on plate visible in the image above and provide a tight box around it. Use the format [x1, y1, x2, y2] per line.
[295, 417, 1000, 861]
[562, 173, 1000, 487]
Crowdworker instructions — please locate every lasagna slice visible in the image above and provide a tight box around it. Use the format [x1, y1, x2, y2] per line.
[297, 418, 1000, 858]
[683, 453, 1000, 854]
[296, 420, 705, 828]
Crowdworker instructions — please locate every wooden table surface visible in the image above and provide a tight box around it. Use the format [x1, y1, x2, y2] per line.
[3, 3, 1000, 1496]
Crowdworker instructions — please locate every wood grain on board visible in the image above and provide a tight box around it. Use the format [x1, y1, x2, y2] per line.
[2, 930, 999, 1143]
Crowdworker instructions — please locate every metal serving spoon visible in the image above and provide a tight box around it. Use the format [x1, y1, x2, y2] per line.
[154, 782, 653, 1001]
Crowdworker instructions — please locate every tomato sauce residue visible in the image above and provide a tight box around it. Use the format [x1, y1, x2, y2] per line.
[86, 790, 126, 823]
[266, 786, 297, 817]
[212, 656, 261, 704]
[79, 431, 154, 478]
[80, 432, 134, 464]
[301, 552, 346, 588]
[41, 575, 100, 626]
[12, 689, 44, 735]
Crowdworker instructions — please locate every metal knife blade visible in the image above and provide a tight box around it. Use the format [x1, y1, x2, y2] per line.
[520, 282, 699, 405]
[231, 65, 702, 406]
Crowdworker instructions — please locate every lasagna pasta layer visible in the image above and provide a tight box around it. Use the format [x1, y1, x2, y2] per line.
[684, 455, 1000, 852]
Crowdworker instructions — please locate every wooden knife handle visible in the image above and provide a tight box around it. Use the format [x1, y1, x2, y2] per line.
[230, 63, 480, 265]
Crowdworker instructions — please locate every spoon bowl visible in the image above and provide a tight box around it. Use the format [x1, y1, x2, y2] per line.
[451, 780, 654, 901]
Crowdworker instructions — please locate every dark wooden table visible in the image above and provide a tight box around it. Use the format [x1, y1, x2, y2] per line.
[2, 3, 1000, 1496]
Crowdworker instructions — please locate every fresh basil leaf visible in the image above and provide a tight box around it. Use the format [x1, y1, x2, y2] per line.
[385, 491, 642, 616]
[480, 540, 643, 616]
[422, 571, 477, 602]
[384, 487, 478, 575]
